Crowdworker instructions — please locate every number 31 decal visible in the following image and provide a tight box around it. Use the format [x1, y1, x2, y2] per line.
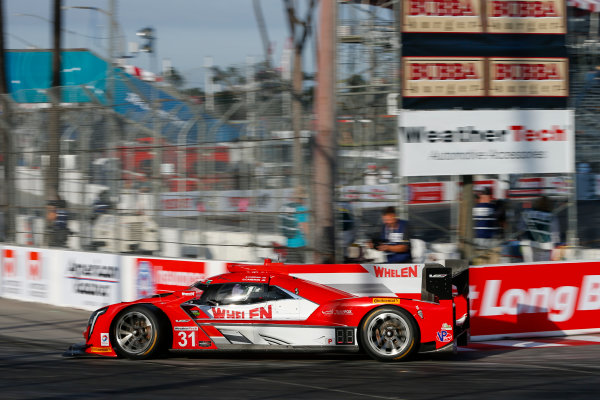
[178, 331, 196, 347]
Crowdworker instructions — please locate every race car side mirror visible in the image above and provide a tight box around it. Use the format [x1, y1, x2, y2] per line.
[424, 265, 452, 300]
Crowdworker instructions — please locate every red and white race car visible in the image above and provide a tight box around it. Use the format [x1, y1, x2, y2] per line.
[69, 260, 469, 362]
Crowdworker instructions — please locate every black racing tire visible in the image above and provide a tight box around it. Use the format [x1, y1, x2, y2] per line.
[110, 305, 164, 360]
[359, 306, 419, 362]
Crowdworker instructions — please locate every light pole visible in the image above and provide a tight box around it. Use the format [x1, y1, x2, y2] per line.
[64, 2, 118, 249]
[136, 26, 162, 253]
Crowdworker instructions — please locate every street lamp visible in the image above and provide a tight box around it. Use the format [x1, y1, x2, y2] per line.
[65, 3, 120, 249]
[136, 27, 155, 53]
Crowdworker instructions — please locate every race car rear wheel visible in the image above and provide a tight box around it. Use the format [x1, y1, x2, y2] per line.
[110, 305, 164, 359]
[359, 306, 419, 362]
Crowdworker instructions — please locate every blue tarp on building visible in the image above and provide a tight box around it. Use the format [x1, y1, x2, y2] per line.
[6, 49, 244, 144]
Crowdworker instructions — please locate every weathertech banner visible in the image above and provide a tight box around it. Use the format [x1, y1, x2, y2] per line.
[403, 0, 484, 33]
[403, 57, 486, 97]
[487, 0, 566, 34]
[470, 262, 600, 339]
[136, 257, 206, 297]
[399, 109, 574, 176]
[489, 58, 568, 97]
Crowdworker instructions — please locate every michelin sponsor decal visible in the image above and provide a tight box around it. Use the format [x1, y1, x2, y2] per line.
[63, 252, 120, 309]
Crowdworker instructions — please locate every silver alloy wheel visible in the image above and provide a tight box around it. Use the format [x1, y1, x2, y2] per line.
[365, 312, 411, 357]
[115, 311, 154, 354]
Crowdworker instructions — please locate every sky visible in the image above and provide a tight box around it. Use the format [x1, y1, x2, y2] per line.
[5, 0, 313, 88]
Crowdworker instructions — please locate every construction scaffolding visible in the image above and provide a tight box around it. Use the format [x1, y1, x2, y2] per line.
[335, 0, 460, 255]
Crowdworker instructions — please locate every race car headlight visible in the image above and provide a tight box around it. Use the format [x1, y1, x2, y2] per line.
[87, 307, 108, 341]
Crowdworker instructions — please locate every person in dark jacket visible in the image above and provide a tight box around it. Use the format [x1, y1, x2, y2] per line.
[371, 206, 411, 263]
[473, 187, 499, 244]
[519, 196, 560, 262]
[472, 187, 501, 264]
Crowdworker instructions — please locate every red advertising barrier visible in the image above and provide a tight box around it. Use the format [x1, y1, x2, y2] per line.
[470, 262, 600, 339]
[135, 258, 206, 298]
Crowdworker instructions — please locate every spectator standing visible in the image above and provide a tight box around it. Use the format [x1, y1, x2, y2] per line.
[473, 187, 499, 244]
[472, 187, 500, 264]
[46, 199, 70, 247]
[519, 196, 560, 262]
[371, 206, 411, 263]
[279, 188, 309, 263]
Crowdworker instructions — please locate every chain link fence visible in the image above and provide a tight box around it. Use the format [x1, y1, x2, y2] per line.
[3, 7, 600, 264]
[0, 63, 317, 263]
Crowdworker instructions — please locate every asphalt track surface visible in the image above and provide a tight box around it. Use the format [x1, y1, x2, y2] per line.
[1, 298, 599, 400]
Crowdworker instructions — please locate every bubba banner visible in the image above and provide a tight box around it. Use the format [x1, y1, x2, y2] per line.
[489, 58, 568, 97]
[403, 57, 486, 97]
[470, 262, 600, 339]
[401, 0, 567, 109]
[403, 0, 484, 33]
[486, 0, 566, 34]
[403, 57, 568, 98]
[403, 0, 565, 34]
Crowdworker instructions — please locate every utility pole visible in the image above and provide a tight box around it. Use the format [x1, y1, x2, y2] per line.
[47, 0, 62, 204]
[0, 0, 15, 241]
[284, 0, 317, 189]
[314, 0, 336, 263]
[284, 0, 318, 262]
[44, 0, 63, 246]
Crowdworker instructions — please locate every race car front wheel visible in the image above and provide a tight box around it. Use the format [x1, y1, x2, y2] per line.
[359, 306, 419, 362]
[110, 305, 164, 359]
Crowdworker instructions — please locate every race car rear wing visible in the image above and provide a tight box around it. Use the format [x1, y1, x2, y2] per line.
[423, 260, 469, 301]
